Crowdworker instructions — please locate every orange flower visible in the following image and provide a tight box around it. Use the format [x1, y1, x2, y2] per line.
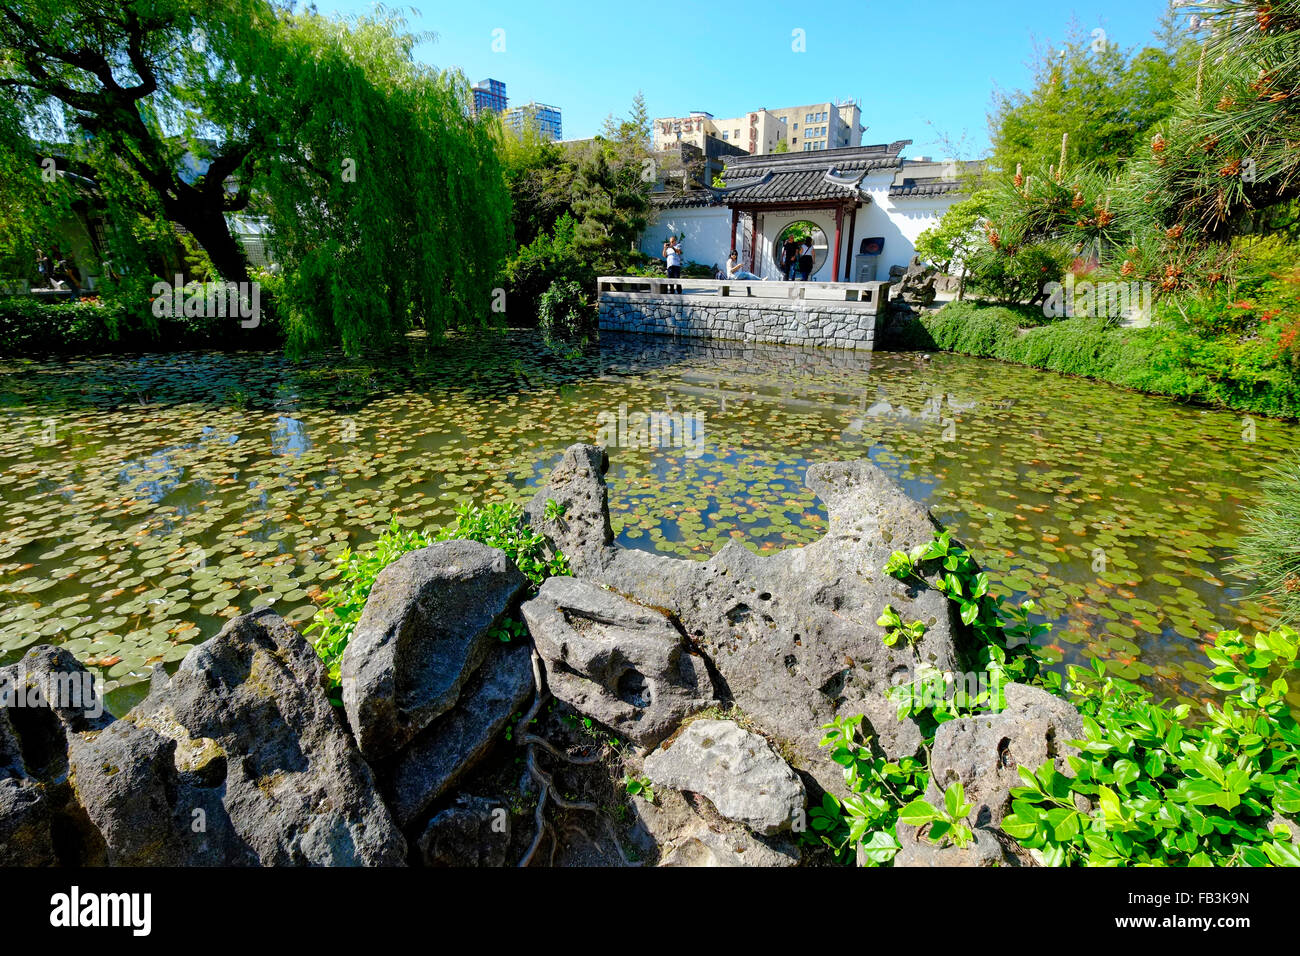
[1151, 133, 1166, 153]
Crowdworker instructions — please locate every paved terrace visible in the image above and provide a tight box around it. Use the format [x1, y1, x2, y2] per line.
[596, 276, 892, 351]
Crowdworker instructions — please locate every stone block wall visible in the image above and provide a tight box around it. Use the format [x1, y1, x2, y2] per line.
[597, 294, 882, 351]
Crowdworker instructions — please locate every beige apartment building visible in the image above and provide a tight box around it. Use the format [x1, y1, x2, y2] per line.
[653, 100, 863, 156]
[767, 100, 864, 152]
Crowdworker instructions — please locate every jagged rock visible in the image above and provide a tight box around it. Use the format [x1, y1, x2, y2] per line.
[381, 642, 534, 828]
[525, 444, 616, 575]
[630, 784, 799, 867]
[67, 719, 246, 866]
[71, 609, 406, 866]
[644, 719, 805, 835]
[521, 577, 715, 748]
[893, 823, 1019, 867]
[0, 779, 54, 866]
[927, 683, 1084, 828]
[0, 646, 112, 866]
[417, 795, 512, 867]
[341, 539, 528, 761]
[528, 444, 974, 798]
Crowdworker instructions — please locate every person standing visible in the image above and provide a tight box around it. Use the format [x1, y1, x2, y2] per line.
[796, 240, 814, 281]
[663, 236, 684, 293]
[35, 247, 51, 288]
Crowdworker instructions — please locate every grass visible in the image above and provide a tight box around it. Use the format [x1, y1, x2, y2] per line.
[891, 300, 1300, 420]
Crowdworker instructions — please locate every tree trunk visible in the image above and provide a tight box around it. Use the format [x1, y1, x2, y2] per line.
[176, 204, 250, 287]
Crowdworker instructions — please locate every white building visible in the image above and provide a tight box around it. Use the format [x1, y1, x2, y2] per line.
[641, 142, 972, 282]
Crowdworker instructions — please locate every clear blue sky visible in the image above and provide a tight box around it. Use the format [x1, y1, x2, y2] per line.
[317, 0, 1179, 158]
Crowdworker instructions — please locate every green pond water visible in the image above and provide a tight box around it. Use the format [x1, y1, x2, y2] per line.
[0, 330, 1294, 715]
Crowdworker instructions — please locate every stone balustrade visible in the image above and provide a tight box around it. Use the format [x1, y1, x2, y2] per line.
[596, 276, 890, 351]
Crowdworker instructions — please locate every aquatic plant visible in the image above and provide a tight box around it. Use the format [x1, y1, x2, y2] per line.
[306, 501, 568, 687]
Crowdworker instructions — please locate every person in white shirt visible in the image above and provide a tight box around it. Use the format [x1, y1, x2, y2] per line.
[663, 236, 684, 292]
[725, 251, 763, 281]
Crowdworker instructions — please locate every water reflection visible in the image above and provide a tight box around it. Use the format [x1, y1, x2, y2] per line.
[0, 331, 1294, 712]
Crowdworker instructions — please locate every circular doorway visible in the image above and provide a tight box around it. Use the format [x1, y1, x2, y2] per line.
[772, 220, 828, 278]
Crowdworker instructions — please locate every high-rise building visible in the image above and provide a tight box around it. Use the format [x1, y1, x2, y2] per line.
[471, 78, 507, 116]
[504, 101, 563, 141]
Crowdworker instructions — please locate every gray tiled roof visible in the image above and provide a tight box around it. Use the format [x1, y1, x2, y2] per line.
[650, 189, 722, 209]
[888, 177, 965, 199]
[718, 141, 911, 205]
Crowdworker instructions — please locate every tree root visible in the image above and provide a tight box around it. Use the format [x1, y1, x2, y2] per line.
[516, 647, 640, 867]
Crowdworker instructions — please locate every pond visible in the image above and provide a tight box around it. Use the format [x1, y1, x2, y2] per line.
[0, 330, 1293, 715]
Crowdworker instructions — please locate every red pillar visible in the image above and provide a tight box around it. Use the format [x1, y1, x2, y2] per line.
[832, 204, 844, 283]
[747, 211, 757, 274]
[730, 207, 739, 255]
[843, 204, 858, 281]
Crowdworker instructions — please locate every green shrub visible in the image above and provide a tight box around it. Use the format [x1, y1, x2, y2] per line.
[964, 241, 1066, 305]
[537, 278, 595, 340]
[1003, 632, 1300, 866]
[812, 529, 1300, 868]
[504, 213, 594, 322]
[0, 296, 127, 353]
[902, 300, 1300, 419]
[306, 501, 569, 687]
[0, 277, 284, 355]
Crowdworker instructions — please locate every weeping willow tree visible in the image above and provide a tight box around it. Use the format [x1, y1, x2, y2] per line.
[0, 0, 512, 351]
[238, 11, 512, 353]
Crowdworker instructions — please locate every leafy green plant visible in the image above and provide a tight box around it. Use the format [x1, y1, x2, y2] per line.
[433, 500, 569, 586]
[820, 527, 1300, 867]
[899, 782, 975, 849]
[537, 277, 595, 341]
[623, 774, 655, 803]
[884, 529, 1049, 692]
[306, 501, 568, 687]
[876, 605, 926, 647]
[1002, 629, 1300, 867]
[805, 713, 927, 866]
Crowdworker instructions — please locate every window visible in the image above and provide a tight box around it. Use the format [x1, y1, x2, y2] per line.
[793, 123, 798, 130]
[734, 129, 740, 138]
[803, 143, 810, 151]
[721, 131, 728, 139]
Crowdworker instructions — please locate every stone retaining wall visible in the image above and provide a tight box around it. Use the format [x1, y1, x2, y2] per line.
[598, 294, 882, 351]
